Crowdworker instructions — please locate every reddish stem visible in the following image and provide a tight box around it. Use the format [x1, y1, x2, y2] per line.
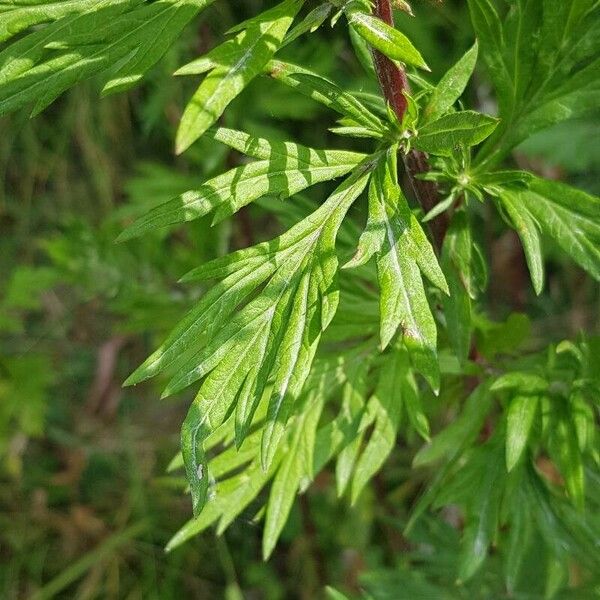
[372, 0, 410, 118]
[372, 0, 448, 250]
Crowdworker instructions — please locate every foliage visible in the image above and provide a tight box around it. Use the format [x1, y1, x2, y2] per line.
[1, 0, 599, 597]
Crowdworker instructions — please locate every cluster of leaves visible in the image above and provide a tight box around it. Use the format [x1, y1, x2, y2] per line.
[1, 0, 599, 595]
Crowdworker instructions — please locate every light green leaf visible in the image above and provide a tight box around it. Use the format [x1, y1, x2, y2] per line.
[441, 211, 472, 363]
[281, 1, 333, 47]
[160, 168, 371, 513]
[325, 587, 351, 600]
[267, 60, 386, 133]
[346, 9, 429, 70]
[350, 350, 406, 503]
[0, 0, 124, 43]
[424, 41, 478, 121]
[175, 0, 301, 153]
[414, 111, 499, 156]
[362, 149, 441, 390]
[491, 372, 549, 394]
[0, 0, 212, 116]
[506, 394, 539, 471]
[117, 133, 365, 241]
[262, 396, 324, 559]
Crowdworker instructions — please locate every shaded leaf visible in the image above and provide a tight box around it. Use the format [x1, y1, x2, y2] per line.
[414, 111, 499, 157]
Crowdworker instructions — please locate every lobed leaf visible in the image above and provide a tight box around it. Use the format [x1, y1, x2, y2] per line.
[0, 0, 213, 115]
[424, 41, 478, 121]
[352, 148, 443, 391]
[498, 178, 600, 284]
[117, 131, 365, 241]
[175, 0, 302, 153]
[267, 60, 386, 134]
[413, 110, 499, 157]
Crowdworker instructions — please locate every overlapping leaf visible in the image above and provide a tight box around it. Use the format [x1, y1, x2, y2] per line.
[0, 0, 213, 115]
[0, 0, 128, 43]
[470, 0, 600, 164]
[424, 41, 478, 121]
[497, 177, 600, 288]
[413, 110, 498, 157]
[117, 128, 365, 241]
[175, 0, 302, 153]
[126, 165, 372, 511]
[346, 146, 446, 391]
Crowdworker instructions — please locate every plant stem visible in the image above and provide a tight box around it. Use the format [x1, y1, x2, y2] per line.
[372, 0, 448, 250]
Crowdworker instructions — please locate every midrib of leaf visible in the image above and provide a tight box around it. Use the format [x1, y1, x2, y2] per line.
[197, 318, 273, 430]
[118, 151, 363, 240]
[528, 195, 600, 274]
[384, 220, 423, 346]
[475, 4, 599, 168]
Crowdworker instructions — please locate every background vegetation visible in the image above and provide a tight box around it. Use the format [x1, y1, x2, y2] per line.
[1, 1, 599, 598]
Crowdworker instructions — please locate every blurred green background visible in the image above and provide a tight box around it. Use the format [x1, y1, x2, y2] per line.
[1, 1, 598, 598]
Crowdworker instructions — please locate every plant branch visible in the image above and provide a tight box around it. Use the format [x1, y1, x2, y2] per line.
[372, 0, 448, 250]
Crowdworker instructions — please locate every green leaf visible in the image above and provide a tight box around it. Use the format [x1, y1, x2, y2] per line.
[117, 132, 365, 241]
[324, 587, 350, 600]
[0, 0, 124, 44]
[466, 0, 513, 113]
[281, 2, 333, 47]
[497, 188, 544, 294]
[414, 110, 499, 156]
[350, 350, 406, 503]
[346, 9, 429, 70]
[551, 416, 585, 510]
[424, 41, 478, 121]
[504, 487, 531, 593]
[267, 60, 386, 133]
[157, 168, 371, 513]
[499, 177, 600, 282]
[491, 372, 549, 394]
[472, 0, 600, 165]
[175, 0, 301, 153]
[401, 366, 430, 441]
[413, 383, 492, 468]
[0, 0, 212, 116]
[441, 211, 472, 363]
[335, 361, 371, 496]
[362, 149, 441, 391]
[181, 402, 211, 514]
[458, 439, 504, 581]
[262, 396, 324, 559]
[506, 394, 539, 471]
